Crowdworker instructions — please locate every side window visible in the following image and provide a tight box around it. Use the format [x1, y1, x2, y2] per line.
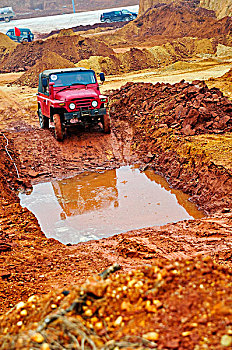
[43, 78, 49, 95]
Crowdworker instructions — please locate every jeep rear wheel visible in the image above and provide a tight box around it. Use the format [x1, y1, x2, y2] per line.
[103, 112, 111, 134]
[38, 107, 49, 129]
[54, 114, 63, 141]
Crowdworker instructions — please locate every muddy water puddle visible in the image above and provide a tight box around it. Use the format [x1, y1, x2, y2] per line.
[19, 166, 204, 244]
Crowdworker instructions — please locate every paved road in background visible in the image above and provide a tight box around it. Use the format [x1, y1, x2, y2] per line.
[0, 5, 139, 34]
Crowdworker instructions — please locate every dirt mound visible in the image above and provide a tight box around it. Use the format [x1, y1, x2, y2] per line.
[98, 2, 232, 47]
[0, 36, 114, 73]
[139, 0, 232, 19]
[76, 37, 216, 76]
[0, 33, 18, 64]
[15, 52, 76, 88]
[110, 80, 232, 136]
[76, 54, 121, 75]
[118, 47, 158, 71]
[57, 28, 75, 37]
[1, 257, 232, 350]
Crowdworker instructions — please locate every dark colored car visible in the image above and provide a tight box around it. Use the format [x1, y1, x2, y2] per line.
[100, 9, 137, 23]
[37, 68, 111, 141]
[6, 28, 34, 43]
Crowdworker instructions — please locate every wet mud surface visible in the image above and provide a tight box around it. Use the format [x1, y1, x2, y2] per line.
[0, 77, 231, 322]
[0, 1, 231, 346]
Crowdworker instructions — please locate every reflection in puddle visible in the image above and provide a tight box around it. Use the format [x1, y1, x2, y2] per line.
[19, 166, 204, 244]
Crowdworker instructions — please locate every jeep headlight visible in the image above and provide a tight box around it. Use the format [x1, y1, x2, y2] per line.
[91, 100, 98, 108]
[69, 103, 76, 110]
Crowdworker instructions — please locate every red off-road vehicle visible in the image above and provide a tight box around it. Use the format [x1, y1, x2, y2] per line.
[37, 68, 110, 141]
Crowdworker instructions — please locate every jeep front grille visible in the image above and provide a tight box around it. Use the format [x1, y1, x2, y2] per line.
[74, 98, 93, 109]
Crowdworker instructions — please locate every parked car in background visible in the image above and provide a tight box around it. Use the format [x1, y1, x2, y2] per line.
[100, 9, 137, 23]
[6, 28, 34, 43]
[0, 7, 15, 22]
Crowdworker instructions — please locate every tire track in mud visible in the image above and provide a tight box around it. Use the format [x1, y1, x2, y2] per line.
[5, 119, 134, 184]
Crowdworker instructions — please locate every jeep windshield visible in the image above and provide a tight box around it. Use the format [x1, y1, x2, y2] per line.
[49, 71, 96, 87]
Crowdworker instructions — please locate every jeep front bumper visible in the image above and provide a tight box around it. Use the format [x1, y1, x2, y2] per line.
[64, 108, 107, 121]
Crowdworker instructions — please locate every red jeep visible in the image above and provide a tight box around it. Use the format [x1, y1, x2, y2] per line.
[37, 68, 110, 141]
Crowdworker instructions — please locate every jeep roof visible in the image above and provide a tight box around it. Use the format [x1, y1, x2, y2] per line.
[40, 67, 89, 77]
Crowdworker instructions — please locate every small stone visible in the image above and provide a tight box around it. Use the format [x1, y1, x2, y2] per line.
[114, 316, 123, 326]
[17, 321, 23, 327]
[84, 309, 93, 317]
[31, 333, 44, 343]
[51, 304, 57, 309]
[20, 309, 28, 316]
[95, 322, 103, 330]
[182, 331, 191, 337]
[121, 301, 131, 311]
[16, 301, 25, 310]
[28, 295, 37, 303]
[153, 299, 163, 308]
[41, 343, 50, 350]
[28, 169, 39, 178]
[143, 332, 159, 341]
[221, 335, 232, 347]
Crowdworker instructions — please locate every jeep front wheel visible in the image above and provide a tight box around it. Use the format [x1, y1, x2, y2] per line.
[38, 107, 49, 129]
[103, 112, 111, 134]
[53, 114, 63, 141]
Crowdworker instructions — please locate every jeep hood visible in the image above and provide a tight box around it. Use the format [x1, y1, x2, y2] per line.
[55, 88, 99, 101]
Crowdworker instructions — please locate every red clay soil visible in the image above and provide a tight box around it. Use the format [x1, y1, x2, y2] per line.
[0, 79, 231, 349]
[15, 51, 76, 88]
[1, 257, 232, 350]
[110, 80, 232, 136]
[0, 36, 113, 73]
[110, 80, 232, 213]
[98, 1, 232, 46]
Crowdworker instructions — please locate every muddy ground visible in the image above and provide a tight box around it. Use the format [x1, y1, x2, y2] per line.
[0, 53, 231, 348]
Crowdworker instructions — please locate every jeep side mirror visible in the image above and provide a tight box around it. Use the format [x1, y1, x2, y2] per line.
[100, 72, 105, 83]
[42, 78, 48, 88]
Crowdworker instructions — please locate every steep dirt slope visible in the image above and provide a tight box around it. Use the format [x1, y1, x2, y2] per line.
[139, 0, 232, 18]
[0, 33, 18, 64]
[98, 2, 232, 47]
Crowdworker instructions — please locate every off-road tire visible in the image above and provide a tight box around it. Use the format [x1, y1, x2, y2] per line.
[54, 113, 64, 141]
[125, 16, 131, 21]
[4, 17, 10, 22]
[103, 112, 111, 134]
[105, 18, 111, 23]
[38, 107, 49, 129]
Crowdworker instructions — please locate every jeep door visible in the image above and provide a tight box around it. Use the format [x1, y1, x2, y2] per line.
[40, 76, 50, 117]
